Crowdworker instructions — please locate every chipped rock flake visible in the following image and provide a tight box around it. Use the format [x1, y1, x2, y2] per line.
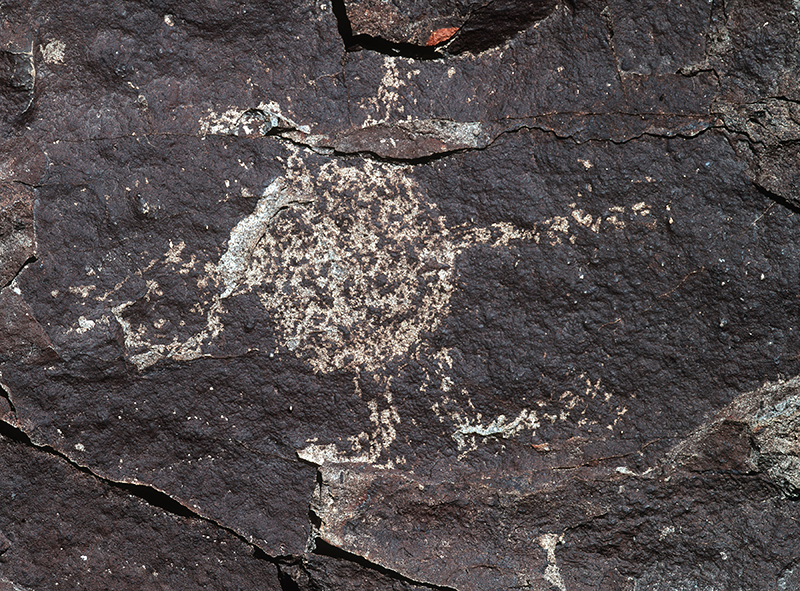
[297, 118, 488, 160]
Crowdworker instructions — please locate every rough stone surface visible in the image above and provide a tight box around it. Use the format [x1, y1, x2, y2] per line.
[1, 0, 800, 589]
[0, 184, 34, 290]
[0, 432, 281, 590]
[342, 0, 475, 46]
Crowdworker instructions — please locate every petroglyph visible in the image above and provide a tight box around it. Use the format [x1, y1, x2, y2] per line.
[298, 376, 401, 467]
[243, 160, 457, 373]
[71, 145, 661, 464]
[538, 533, 567, 591]
[40, 39, 65, 64]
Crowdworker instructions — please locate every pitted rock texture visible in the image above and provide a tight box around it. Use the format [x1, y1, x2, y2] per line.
[1, 0, 800, 589]
[0, 431, 282, 590]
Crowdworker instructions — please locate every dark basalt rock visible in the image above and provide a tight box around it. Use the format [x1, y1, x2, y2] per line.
[0, 433, 281, 590]
[1, 0, 800, 589]
[338, 0, 560, 56]
[0, 27, 35, 125]
[445, 0, 559, 54]
[0, 183, 34, 289]
[342, 0, 476, 46]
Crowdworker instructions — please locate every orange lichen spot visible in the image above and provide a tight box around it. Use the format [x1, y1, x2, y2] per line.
[426, 27, 459, 46]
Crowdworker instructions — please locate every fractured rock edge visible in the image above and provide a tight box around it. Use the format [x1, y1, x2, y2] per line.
[668, 375, 800, 498]
[0, 577, 32, 591]
[151, 105, 798, 220]
[196, 93, 800, 210]
[0, 411, 458, 590]
[303, 376, 800, 589]
[204, 102, 723, 162]
[334, 0, 566, 58]
[0, 415, 276, 560]
[0, 32, 36, 119]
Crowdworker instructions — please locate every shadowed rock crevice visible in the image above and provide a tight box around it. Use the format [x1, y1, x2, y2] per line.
[331, 0, 443, 59]
[0, 417, 278, 562]
[313, 540, 459, 590]
[279, 539, 458, 591]
[0, 384, 15, 413]
[445, 0, 560, 54]
[331, 0, 563, 58]
[0, 255, 34, 291]
[1, 416, 458, 591]
[753, 182, 800, 216]
[0, 418, 197, 518]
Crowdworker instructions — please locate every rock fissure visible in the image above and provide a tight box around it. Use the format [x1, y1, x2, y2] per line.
[330, 0, 443, 60]
[1, 255, 35, 291]
[549, 438, 666, 472]
[310, 539, 461, 591]
[275, 115, 724, 165]
[0, 414, 460, 588]
[0, 416, 281, 563]
[0, 384, 14, 414]
[753, 182, 800, 216]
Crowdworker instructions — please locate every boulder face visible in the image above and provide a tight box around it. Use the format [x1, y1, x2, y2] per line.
[1, 0, 800, 589]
